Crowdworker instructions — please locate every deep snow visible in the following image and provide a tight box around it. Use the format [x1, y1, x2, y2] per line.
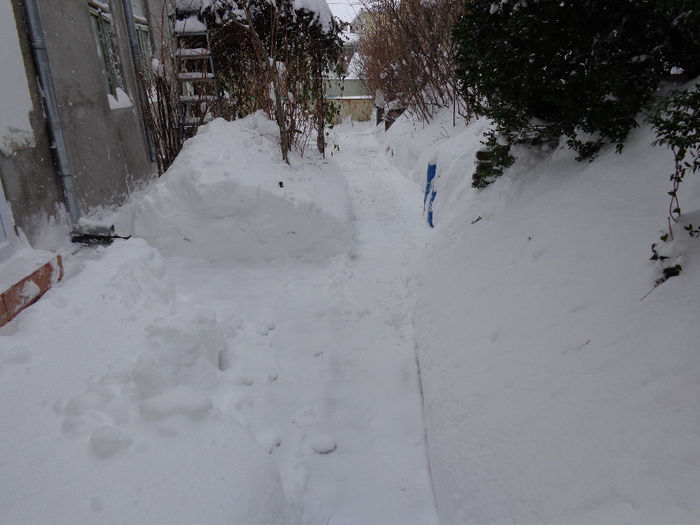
[1, 103, 699, 524]
[1, 114, 438, 524]
[384, 108, 700, 524]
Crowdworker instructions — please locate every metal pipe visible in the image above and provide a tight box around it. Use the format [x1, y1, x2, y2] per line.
[120, 0, 156, 162]
[21, 0, 82, 228]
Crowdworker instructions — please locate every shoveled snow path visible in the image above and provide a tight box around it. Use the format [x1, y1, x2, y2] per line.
[300, 125, 438, 524]
[164, 122, 439, 524]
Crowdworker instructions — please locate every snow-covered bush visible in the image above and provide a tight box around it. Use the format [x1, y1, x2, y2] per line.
[205, 0, 343, 161]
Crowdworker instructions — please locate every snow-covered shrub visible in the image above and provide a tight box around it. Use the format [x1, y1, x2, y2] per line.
[205, 0, 344, 161]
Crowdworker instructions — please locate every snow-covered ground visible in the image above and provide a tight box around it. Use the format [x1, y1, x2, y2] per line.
[2, 103, 699, 524]
[0, 114, 438, 524]
[384, 108, 700, 524]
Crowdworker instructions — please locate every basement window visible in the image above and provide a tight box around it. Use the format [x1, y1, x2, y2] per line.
[88, 1, 125, 98]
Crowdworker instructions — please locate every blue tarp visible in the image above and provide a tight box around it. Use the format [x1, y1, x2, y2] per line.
[423, 163, 437, 228]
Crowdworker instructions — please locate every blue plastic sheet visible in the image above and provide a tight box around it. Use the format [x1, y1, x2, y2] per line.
[423, 163, 437, 228]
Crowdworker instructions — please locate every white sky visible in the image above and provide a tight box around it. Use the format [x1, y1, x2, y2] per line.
[327, 0, 364, 24]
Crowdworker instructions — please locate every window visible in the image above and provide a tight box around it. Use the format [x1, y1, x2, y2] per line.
[88, 1, 124, 97]
[135, 20, 152, 62]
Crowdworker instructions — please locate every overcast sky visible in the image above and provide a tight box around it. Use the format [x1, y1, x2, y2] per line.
[327, 0, 365, 23]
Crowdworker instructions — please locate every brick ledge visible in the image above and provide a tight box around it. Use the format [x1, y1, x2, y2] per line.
[0, 252, 63, 328]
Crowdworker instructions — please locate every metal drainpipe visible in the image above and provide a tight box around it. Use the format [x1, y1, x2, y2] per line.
[120, 0, 156, 162]
[21, 0, 82, 229]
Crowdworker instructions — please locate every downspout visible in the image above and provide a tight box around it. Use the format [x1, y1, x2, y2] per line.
[119, 0, 156, 162]
[21, 0, 82, 229]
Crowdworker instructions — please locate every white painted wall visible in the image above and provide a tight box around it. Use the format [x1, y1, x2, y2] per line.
[0, 1, 35, 156]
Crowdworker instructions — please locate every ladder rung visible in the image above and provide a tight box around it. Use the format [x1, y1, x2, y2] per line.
[183, 116, 213, 126]
[174, 30, 209, 37]
[175, 48, 211, 58]
[179, 95, 218, 103]
[177, 72, 215, 81]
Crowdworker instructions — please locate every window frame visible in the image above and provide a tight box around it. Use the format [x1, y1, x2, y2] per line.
[88, 1, 124, 97]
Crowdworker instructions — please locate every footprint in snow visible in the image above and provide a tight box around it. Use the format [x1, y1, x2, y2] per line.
[255, 322, 276, 336]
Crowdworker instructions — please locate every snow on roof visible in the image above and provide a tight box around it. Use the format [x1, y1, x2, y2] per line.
[175, 0, 214, 11]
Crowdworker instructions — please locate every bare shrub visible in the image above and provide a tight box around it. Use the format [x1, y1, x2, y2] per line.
[358, 0, 467, 123]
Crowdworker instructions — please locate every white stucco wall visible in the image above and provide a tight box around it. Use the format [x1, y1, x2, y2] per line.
[0, 2, 35, 156]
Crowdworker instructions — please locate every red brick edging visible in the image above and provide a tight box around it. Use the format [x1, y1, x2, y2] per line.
[0, 255, 63, 328]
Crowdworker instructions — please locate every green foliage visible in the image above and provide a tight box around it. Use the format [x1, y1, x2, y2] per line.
[647, 84, 700, 240]
[648, 84, 700, 179]
[453, 0, 700, 161]
[472, 129, 515, 188]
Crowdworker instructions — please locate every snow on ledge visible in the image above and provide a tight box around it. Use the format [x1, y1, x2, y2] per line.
[108, 88, 133, 110]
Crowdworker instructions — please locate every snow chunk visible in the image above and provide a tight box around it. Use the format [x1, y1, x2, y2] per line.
[174, 16, 207, 33]
[309, 433, 336, 454]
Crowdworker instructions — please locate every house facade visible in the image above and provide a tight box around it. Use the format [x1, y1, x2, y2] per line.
[0, 0, 169, 258]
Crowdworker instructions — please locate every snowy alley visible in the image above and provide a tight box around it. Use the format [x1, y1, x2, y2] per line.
[3, 110, 700, 524]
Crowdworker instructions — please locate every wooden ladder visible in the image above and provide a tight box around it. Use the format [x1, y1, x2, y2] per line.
[172, 4, 222, 140]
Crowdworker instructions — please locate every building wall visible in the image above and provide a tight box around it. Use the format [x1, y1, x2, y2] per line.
[330, 98, 374, 123]
[0, 0, 160, 241]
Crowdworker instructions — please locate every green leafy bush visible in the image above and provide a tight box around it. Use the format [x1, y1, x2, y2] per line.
[454, 0, 700, 162]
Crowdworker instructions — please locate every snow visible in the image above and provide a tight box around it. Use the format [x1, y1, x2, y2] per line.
[0, 2, 35, 155]
[2, 95, 699, 523]
[0, 113, 437, 524]
[107, 87, 133, 110]
[345, 52, 363, 80]
[384, 107, 700, 523]
[174, 16, 208, 34]
[114, 113, 350, 262]
[0, 248, 60, 292]
[294, 0, 334, 30]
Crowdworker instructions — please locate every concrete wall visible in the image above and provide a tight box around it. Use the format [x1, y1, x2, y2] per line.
[0, 0, 161, 242]
[325, 78, 370, 99]
[330, 98, 374, 123]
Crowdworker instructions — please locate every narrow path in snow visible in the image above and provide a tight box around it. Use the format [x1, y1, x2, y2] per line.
[300, 125, 438, 524]
[165, 122, 438, 524]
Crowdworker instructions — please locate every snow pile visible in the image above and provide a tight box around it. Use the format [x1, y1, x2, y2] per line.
[0, 239, 297, 524]
[115, 113, 350, 262]
[385, 109, 700, 523]
[294, 0, 334, 30]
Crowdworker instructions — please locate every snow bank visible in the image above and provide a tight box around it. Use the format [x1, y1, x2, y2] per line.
[115, 113, 350, 262]
[0, 239, 297, 524]
[386, 109, 700, 523]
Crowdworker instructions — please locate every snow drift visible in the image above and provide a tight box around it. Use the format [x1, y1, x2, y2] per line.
[385, 109, 700, 523]
[116, 113, 350, 262]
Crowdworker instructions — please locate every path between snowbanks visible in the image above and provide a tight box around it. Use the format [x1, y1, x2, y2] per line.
[155, 121, 440, 524]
